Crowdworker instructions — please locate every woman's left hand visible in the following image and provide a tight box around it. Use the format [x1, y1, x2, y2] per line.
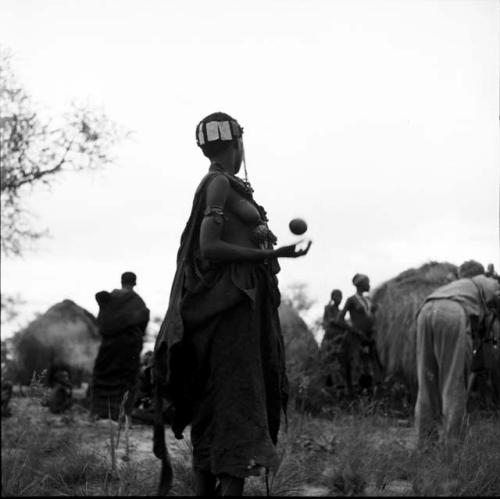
[274, 240, 312, 258]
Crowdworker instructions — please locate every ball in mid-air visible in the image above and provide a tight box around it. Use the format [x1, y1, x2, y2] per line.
[289, 218, 308, 235]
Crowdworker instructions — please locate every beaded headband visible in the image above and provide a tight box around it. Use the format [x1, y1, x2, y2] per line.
[196, 120, 243, 147]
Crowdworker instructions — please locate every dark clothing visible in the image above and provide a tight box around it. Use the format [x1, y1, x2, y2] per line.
[47, 383, 73, 414]
[320, 304, 350, 389]
[154, 169, 288, 479]
[343, 293, 383, 390]
[1, 383, 13, 418]
[91, 289, 149, 420]
[190, 263, 284, 477]
[135, 364, 154, 409]
[322, 303, 344, 348]
[131, 363, 156, 424]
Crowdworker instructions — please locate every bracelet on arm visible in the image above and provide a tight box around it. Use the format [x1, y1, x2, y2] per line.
[203, 206, 226, 225]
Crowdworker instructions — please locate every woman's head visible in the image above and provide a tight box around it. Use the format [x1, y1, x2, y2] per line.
[196, 112, 244, 170]
[352, 273, 370, 292]
[331, 289, 342, 304]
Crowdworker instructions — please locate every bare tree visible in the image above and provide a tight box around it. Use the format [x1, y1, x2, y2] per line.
[0, 47, 125, 256]
[0, 293, 25, 325]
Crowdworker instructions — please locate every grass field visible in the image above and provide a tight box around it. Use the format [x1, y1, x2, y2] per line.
[2, 389, 499, 496]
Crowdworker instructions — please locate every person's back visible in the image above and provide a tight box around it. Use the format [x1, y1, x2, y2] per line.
[415, 268, 500, 447]
[91, 271, 150, 420]
[343, 294, 374, 336]
[425, 274, 499, 323]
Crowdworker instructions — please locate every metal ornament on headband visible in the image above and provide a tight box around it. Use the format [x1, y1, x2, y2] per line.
[196, 120, 243, 146]
[196, 119, 250, 186]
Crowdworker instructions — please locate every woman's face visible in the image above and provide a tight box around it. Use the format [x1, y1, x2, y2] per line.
[233, 138, 244, 174]
[355, 276, 370, 292]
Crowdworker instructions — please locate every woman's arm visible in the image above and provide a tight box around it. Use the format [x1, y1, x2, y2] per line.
[199, 175, 272, 262]
[199, 175, 311, 263]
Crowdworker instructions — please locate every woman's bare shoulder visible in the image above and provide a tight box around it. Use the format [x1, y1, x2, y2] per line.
[205, 173, 231, 206]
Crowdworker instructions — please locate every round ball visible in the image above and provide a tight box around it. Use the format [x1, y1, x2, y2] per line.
[289, 218, 308, 235]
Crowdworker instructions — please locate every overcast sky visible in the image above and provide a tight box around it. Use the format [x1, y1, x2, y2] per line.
[1, 0, 499, 338]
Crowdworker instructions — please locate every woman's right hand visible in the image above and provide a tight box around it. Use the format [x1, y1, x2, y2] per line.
[274, 240, 312, 258]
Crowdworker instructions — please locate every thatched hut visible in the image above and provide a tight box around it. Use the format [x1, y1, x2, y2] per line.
[12, 299, 100, 385]
[371, 261, 458, 390]
[278, 302, 319, 396]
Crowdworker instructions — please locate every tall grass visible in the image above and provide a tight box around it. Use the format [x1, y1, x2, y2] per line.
[2, 420, 108, 496]
[319, 411, 500, 497]
[1, 383, 158, 496]
[2, 379, 499, 496]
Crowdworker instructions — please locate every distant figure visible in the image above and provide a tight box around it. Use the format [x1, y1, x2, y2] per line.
[130, 351, 155, 424]
[485, 263, 499, 282]
[338, 273, 383, 393]
[415, 273, 500, 447]
[44, 368, 73, 414]
[1, 381, 13, 418]
[91, 271, 150, 421]
[135, 351, 154, 409]
[320, 289, 358, 396]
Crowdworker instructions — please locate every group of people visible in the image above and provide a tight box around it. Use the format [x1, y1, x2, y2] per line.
[94, 113, 498, 495]
[14, 111, 496, 496]
[1, 366, 73, 417]
[320, 273, 383, 398]
[320, 260, 499, 450]
[1, 272, 150, 422]
[44, 111, 309, 496]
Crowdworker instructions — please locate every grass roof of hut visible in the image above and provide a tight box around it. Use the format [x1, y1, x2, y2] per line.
[371, 261, 458, 385]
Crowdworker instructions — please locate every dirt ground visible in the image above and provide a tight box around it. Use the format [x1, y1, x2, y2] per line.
[2, 386, 417, 496]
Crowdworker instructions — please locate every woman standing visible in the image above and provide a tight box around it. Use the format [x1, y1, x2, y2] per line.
[153, 112, 311, 496]
[338, 273, 383, 393]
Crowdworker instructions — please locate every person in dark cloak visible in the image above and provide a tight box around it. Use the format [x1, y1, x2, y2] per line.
[91, 271, 150, 421]
[153, 112, 312, 496]
[338, 273, 383, 393]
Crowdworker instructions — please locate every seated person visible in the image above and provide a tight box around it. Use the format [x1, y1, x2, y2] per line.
[44, 368, 73, 414]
